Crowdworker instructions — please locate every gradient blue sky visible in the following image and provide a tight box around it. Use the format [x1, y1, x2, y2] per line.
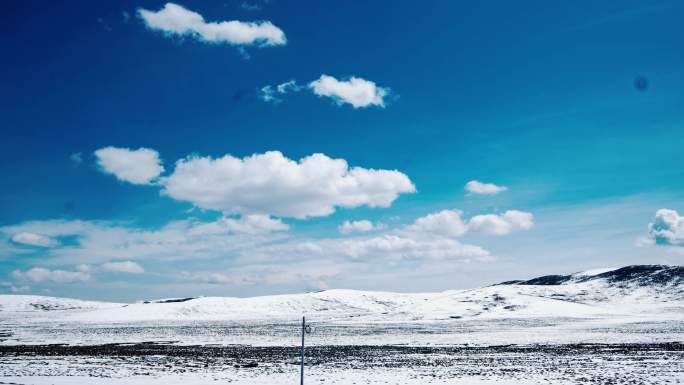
[1, 0, 683, 301]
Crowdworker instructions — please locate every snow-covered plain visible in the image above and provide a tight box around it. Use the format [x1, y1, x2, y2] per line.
[1, 265, 683, 384]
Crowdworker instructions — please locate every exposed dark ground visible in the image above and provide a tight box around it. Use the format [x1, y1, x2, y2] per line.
[1, 343, 684, 384]
[2, 341, 684, 360]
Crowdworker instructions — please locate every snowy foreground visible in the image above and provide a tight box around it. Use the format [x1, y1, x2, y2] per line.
[1, 265, 683, 384]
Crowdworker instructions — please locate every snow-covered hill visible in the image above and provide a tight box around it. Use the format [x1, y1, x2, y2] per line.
[2, 265, 682, 324]
[0, 295, 121, 312]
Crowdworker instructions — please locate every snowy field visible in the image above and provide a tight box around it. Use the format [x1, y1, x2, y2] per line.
[1, 265, 683, 384]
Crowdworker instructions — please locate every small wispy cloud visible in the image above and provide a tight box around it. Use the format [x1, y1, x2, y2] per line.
[465, 180, 508, 195]
[240, 2, 261, 11]
[69, 152, 83, 165]
[11, 232, 59, 248]
[260, 80, 302, 103]
[102, 261, 145, 274]
[309, 75, 388, 108]
[12, 267, 90, 284]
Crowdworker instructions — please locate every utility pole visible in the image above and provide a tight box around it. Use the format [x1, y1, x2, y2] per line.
[300, 315, 305, 385]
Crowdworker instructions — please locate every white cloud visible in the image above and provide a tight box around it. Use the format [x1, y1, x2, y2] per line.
[95, 147, 164, 185]
[138, 3, 285, 46]
[276, 80, 300, 94]
[0, 217, 288, 266]
[260, 80, 301, 103]
[181, 271, 254, 285]
[102, 261, 145, 274]
[1, 212, 493, 278]
[468, 210, 534, 235]
[249, 234, 491, 263]
[11, 232, 58, 247]
[465, 180, 508, 195]
[309, 75, 388, 108]
[189, 214, 289, 235]
[161, 151, 415, 218]
[0, 208, 508, 294]
[12, 268, 90, 284]
[406, 209, 468, 237]
[1, 207, 529, 280]
[648, 208, 684, 246]
[260, 86, 278, 103]
[182, 261, 341, 289]
[338, 220, 385, 234]
[406, 209, 533, 237]
[336, 235, 489, 261]
[261, 76, 391, 108]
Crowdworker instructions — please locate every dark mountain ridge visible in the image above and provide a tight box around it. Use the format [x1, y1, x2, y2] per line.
[500, 265, 684, 287]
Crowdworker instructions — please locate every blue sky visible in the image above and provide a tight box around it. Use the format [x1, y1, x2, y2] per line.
[1, 0, 683, 301]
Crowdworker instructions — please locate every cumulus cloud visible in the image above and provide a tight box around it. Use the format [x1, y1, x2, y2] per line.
[406, 209, 533, 237]
[11, 232, 58, 247]
[161, 151, 415, 218]
[338, 220, 385, 234]
[12, 268, 90, 284]
[468, 210, 534, 235]
[138, 2, 285, 46]
[95, 147, 164, 185]
[407, 209, 469, 237]
[309, 75, 388, 108]
[648, 209, 684, 246]
[465, 180, 508, 195]
[102, 261, 145, 274]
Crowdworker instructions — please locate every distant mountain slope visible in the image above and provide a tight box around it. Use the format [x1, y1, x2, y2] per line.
[1, 265, 682, 324]
[505, 265, 684, 286]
